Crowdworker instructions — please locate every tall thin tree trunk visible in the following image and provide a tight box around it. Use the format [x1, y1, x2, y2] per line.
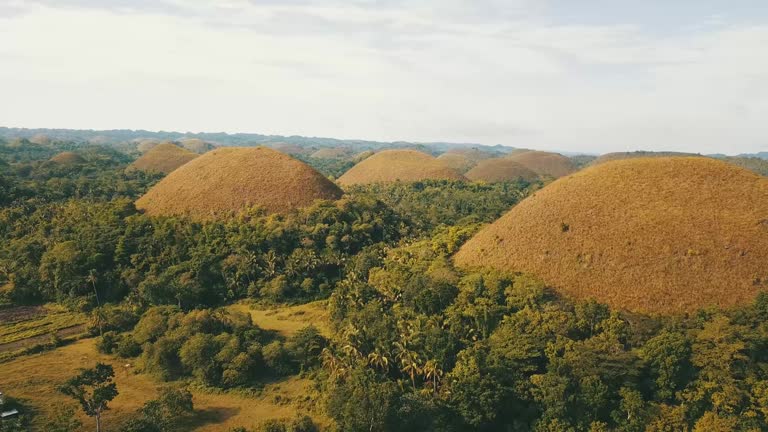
[96, 413, 101, 432]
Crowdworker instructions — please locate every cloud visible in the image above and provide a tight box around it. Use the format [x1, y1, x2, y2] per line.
[0, 0, 766, 154]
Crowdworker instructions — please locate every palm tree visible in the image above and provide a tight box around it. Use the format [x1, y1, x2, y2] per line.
[400, 352, 422, 390]
[91, 306, 106, 337]
[367, 349, 391, 373]
[86, 270, 100, 307]
[423, 360, 444, 394]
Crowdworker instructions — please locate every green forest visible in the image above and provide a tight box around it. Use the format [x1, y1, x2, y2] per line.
[1, 138, 768, 432]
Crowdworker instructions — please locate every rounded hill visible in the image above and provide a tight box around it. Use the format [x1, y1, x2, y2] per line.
[311, 147, 352, 159]
[128, 143, 198, 174]
[593, 151, 696, 165]
[337, 149, 466, 186]
[135, 147, 343, 219]
[454, 157, 768, 314]
[465, 159, 539, 182]
[178, 138, 215, 154]
[437, 148, 496, 173]
[49, 152, 85, 165]
[506, 150, 576, 178]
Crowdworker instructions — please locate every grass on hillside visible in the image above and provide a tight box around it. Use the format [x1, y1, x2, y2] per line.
[337, 149, 467, 186]
[455, 157, 768, 314]
[228, 300, 331, 338]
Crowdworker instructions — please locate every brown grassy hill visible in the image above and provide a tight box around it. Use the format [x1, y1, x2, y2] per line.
[136, 139, 162, 153]
[178, 138, 215, 154]
[311, 147, 353, 159]
[136, 146, 342, 219]
[128, 143, 198, 174]
[454, 157, 768, 314]
[337, 149, 467, 186]
[465, 159, 539, 182]
[593, 151, 696, 165]
[506, 150, 576, 178]
[49, 152, 85, 165]
[437, 148, 496, 173]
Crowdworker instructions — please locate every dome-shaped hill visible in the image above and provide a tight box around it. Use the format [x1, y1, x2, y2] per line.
[128, 143, 198, 174]
[311, 147, 353, 159]
[136, 139, 162, 153]
[465, 159, 539, 182]
[30, 134, 51, 145]
[337, 149, 467, 186]
[506, 150, 576, 178]
[178, 138, 215, 154]
[593, 151, 696, 165]
[49, 152, 85, 165]
[437, 148, 496, 173]
[135, 147, 342, 219]
[454, 157, 768, 314]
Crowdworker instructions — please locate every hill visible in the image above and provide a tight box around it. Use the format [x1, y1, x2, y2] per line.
[437, 148, 497, 173]
[465, 159, 539, 182]
[128, 143, 198, 174]
[337, 149, 466, 186]
[270, 142, 311, 155]
[506, 150, 575, 178]
[136, 146, 342, 219]
[593, 151, 697, 165]
[178, 138, 215, 154]
[311, 147, 353, 159]
[719, 156, 768, 176]
[136, 139, 162, 153]
[454, 157, 768, 314]
[49, 151, 85, 165]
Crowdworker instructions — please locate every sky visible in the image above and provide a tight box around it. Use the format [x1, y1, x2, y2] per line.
[0, 0, 766, 154]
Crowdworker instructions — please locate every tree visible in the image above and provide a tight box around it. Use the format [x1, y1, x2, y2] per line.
[59, 363, 119, 432]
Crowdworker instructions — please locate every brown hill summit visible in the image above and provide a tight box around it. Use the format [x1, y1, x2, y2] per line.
[49, 152, 85, 165]
[454, 157, 768, 314]
[128, 143, 198, 174]
[136, 147, 342, 219]
[465, 159, 539, 182]
[506, 150, 576, 178]
[337, 149, 466, 186]
[593, 151, 696, 165]
[136, 139, 162, 153]
[437, 148, 496, 173]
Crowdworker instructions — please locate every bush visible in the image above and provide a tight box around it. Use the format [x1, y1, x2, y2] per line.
[288, 415, 318, 432]
[97, 331, 120, 354]
[116, 336, 143, 358]
[262, 341, 293, 375]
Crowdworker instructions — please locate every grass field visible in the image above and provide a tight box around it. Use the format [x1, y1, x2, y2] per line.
[0, 305, 87, 361]
[0, 302, 331, 431]
[228, 300, 331, 338]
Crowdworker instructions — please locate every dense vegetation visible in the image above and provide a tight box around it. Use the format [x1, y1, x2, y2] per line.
[2, 137, 767, 431]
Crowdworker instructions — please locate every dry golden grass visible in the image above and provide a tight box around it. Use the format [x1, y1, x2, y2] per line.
[593, 151, 696, 165]
[128, 143, 199, 174]
[311, 147, 352, 159]
[337, 149, 467, 186]
[135, 146, 342, 220]
[465, 159, 539, 182]
[49, 151, 85, 165]
[454, 157, 768, 314]
[0, 338, 328, 431]
[505, 150, 576, 178]
[228, 301, 331, 338]
[437, 148, 496, 173]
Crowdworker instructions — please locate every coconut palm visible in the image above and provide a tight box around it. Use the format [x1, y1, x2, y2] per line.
[367, 348, 391, 373]
[423, 360, 444, 393]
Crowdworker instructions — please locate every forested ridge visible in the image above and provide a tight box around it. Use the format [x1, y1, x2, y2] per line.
[1, 137, 767, 431]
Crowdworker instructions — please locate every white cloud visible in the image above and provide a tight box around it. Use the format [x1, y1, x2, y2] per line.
[0, 0, 766, 154]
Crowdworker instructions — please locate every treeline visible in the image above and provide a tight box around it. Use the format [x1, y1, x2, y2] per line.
[321, 228, 768, 431]
[0, 197, 404, 307]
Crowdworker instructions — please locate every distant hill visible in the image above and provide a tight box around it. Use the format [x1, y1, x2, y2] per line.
[49, 152, 85, 165]
[455, 157, 768, 314]
[465, 159, 538, 182]
[128, 143, 198, 174]
[505, 150, 576, 178]
[337, 150, 466, 186]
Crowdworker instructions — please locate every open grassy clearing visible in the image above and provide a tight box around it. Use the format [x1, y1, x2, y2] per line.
[228, 300, 331, 338]
[0, 337, 329, 431]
